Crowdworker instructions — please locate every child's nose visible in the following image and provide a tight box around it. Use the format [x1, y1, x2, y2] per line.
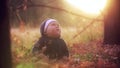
[56, 25, 59, 28]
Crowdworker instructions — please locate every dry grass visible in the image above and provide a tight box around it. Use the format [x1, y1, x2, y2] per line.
[11, 27, 119, 68]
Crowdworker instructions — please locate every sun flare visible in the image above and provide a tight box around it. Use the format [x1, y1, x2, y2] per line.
[66, 0, 107, 14]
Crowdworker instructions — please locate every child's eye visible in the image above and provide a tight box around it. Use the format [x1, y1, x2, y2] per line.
[50, 23, 59, 27]
[52, 24, 56, 26]
[51, 23, 58, 26]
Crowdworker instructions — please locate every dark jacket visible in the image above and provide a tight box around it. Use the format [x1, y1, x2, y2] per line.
[32, 36, 69, 60]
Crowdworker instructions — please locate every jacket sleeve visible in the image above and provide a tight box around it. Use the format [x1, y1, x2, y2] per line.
[61, 39, 69, 57]
[32, 38, 45, 55]
[64, 43, 69, 57]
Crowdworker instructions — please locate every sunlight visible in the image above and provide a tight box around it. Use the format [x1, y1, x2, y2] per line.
[66, 0, 107, 15]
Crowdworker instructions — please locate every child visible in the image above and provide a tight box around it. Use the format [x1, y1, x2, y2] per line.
[32, 18, 69, 60]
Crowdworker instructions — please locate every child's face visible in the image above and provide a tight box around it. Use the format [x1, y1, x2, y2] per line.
[45, 21, 61, 38]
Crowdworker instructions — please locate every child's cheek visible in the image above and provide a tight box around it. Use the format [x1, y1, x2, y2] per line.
[55, 28, 61, 35]
[46, 28, 61, 38]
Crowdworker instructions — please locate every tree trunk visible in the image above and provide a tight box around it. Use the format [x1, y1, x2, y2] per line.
[104, 0, 120, 45]
[0, 0, 12, 68]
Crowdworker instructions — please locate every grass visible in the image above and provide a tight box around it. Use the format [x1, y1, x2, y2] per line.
[10, 25, 118, 68]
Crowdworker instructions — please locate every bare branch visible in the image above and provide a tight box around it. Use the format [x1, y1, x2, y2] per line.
[72, 15, 101, 40]
[28, 4, 103, 21]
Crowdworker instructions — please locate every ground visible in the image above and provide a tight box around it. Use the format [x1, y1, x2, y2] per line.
[11, 28, 120, 68]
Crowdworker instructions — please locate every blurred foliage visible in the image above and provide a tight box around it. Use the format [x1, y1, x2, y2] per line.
[9, 0, 103, 28]
[10, 0, 118, 68]
[11, 28, 119, 68]
[16, 63, 34, 68]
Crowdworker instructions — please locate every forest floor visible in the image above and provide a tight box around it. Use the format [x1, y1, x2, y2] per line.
[11, 28, 120, 68]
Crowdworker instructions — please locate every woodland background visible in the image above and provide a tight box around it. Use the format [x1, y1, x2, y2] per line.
[9, 0, 120, 68]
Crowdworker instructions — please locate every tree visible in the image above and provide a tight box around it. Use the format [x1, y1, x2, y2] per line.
[0, 0, 12, 68]
[104, 0, 120, 45]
